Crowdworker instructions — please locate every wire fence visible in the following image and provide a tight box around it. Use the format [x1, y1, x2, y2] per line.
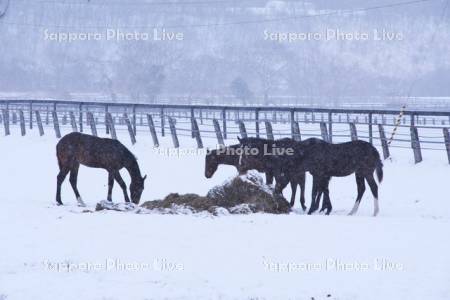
[1, 99, 449, 164]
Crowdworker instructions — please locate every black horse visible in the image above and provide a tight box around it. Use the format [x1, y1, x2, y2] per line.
[235, 137, 326, 210]
[272, 140, 384, 216]
[204, 142, 303, 208]
[205, 144, 273, 183]
[56, 132, 147, 206]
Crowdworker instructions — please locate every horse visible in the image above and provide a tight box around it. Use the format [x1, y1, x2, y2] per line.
[55, 132, 147, 206]
[273, 140, 384, 216]
[235, 137, 327, 210]
[205, 143, 274, 183]
[204, 143, 302, 208]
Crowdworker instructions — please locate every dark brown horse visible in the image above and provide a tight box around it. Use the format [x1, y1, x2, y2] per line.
[56, 132, 147, 206]
[204, 143, 303, 208]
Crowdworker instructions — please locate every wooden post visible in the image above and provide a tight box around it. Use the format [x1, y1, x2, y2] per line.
[35, 111, 44, 136]
[146, 114, 159, 147]
[237, 120, 247, 138]
[69, 111, 78, 132]
[443, 128, 450, 164]
[2, 109, 10, 136]
[168, 117, 179, 148]
[190, 108, 195, 138]
[255, 109, 260, 138]
[291, 121, 301, 141]
[320, 122, 329, 142]
[378, 124, 390, 159]
[369, 113, 373, 144]
[19, 110, 26, 136]
[213, 119, 224, 146]
[106, 113, 117, 140]
[410, 126, 422, 164]
[52, 110, 61, 139]
[124, 113, 136, 145]
[191, 117, 203, 148]
[105, 105, 110, 135]
[87, 112, 98, 137]
[349, 122, 358, 141]
[328, 111, 333, 143]
[222, 109, 227, 140]
[265, 121, 274, 140]
[29, 102, 33, 129]
[79, 103, 83, 133]
[132, 105, 137, 135]
[160, 108, 165, 137]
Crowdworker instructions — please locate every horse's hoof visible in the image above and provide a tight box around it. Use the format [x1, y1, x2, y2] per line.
[56, 202, 63, 206]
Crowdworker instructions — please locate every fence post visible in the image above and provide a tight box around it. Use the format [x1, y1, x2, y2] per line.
[69, 111, 78, 132]
[349, 122, 358, 141]
[79, 103, 83, 133]
[265, 121, 274, 140]
[168, 117, 179, 148]
[237, 120, 247, 138]
[87, 112, 98, 137]
[124, 113, 136, 145]
[222, 109, 227, 140]
[146, 114, 159, 147]
[320, 122, 329, 142]
[160, 108, 165, 137]
[190, 108, 195, 138]
[292, 121, 301, 141]
[255, 109, 260, 138]
[52, 110, 61, 139]
[328, 111, 333, 143]
[132, 105, 137, 135]
[2, 109, 9, 136]
[105, 105, 110, 134]
[378, 124, 390, 159]
[29, 102, 33, 129]
[106, 113, 117, 140]
[443, 128, 450, 164]
[410, 126, 422, 164]
[35, 111, 44, 136]
[189, 117, 203, 149]
[19, 110, 26, 136]
[212, 119, 224, 146]
[369, 112, 373, 144]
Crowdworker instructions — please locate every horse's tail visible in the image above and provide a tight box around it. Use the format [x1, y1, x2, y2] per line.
[375, 158, 383, 183]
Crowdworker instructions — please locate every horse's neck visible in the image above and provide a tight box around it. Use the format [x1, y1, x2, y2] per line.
[125, 159, 141, 182]
[217, 152, 239, 166]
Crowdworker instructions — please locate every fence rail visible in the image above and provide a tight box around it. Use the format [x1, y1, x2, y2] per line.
[1, 99, 450, 164]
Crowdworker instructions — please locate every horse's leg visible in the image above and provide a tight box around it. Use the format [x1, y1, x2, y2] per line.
[289, 181, 297, 207]
[323, 177, 332, 215]
[114, 171, 130, 203]
[307, 177, 319, 215]
[365, 173, 379, 217]
[107, 171, 114, 202]
[298, 172, 307, 211]
[56, 167, 70, 205]
[69, 163, 85, 207]
[265, 172, 274, 185]
[349, 173, 366, 215]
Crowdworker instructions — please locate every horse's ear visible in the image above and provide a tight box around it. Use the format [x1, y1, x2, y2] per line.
[206, 148, 211, 154]
[237, 136, 242, 143]
[143, 175, 147, 181]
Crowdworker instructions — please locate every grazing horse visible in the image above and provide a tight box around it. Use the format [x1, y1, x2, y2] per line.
[274, 140, 383, 216]
[56, 132, 147, 206]
[235, 137, 326, 210]
[204, 143, 302, 207]
[205, 144, 273, 183]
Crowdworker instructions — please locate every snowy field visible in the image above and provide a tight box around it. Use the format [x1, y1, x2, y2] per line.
[1, 124, 450, 300]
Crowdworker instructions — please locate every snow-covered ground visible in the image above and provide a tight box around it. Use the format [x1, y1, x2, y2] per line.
[1, 125, 450, 300]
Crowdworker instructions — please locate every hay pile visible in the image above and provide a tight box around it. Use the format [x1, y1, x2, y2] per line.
[138, 171, 291, 215]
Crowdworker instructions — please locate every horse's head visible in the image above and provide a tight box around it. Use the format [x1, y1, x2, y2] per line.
[205, 149, 218, 178]
[130, 175, 147, 204]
